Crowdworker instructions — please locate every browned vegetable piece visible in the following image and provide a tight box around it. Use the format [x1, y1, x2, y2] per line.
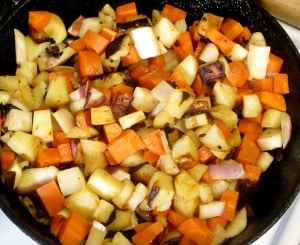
[198, 60, 225, 83]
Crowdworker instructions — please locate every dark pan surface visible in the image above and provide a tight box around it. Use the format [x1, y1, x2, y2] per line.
[0, 0, 299, 244]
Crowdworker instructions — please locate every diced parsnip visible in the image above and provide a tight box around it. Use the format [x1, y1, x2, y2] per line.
[15, 60, 37, 84]
[257, 151, 274, 172]
[199, 201, 226, 219]
[184, 113, 208, 129]
[93, 199, 115, 223]
[227, 43, 248, 61]
[172, 135, 198, 165]
[112, 232, 133, 245]
[257, 128, 283, 151]
[225, 207, 247, 238]
[211, 225, 227, 245]
[25, 36, 50, 61]
[57, 167, 86, 196]
[0, 76, 26, 91]
[129, 26, 161, 59]
[120, 151, 147, 168]
[261, 109, 282, 128]
[65, 187, 100, 219]
[198, 43, 219, 63]
[98, 4, 117, 31]
[131, 87, 158, 112]
[153, 109, 175, 128]
[246, 44, 270, 79]
[47, 46, 76, 69]
[33, 81, 47, 109]
[153, 17, 180, 48]
[6, 109, 32, 132]
[112, 179, 135, 209]
[187, 164, 208, 182]
[66, 126, 99, 139]
[106, 210, 137, 231]
[151, 80, 174, 102]
[53, 108, 75, 133]
[175, 54, 198, 86]
[91, 105, 115, 125]
[1, 159, 22, 189]
[246, 32, 266, 47]
[199, 124, 231, 152]
[7, 131, 41, 162]
[131, 164, 158, 184]
[16, 166, 58, 194]
[124, 183, 148, 210]
[14, 29, 27, 64]
[85, 221, 107, 245]
[118, 110, 146, 130]
[158, 152, 180, 176]
[199, 182, 214, 203]
[32, 109, 53, 143]
[209, 105, 238, 130]
[45, 76, 69, 107]
[80, 139, 108, 176]
[164, 88, 195, 119]
[87, 168, 123, 200]
[242, 94, 263, 118]
[44, 13, 67, 43]
[197, 13, 224, 36]
[212, 81, 237, 110]
[173, 195, 199, 218]
[175, 171, 199, 201]
[148, 171, 175, 211]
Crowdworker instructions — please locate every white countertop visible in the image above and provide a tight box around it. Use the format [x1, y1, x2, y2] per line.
[0, 19, 299, 245]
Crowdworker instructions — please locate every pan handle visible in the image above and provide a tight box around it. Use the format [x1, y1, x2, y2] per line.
[0, 0, 22, 22]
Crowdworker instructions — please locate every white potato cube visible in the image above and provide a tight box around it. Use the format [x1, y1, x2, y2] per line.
[198, 43, 219, 63]
[6, 109, 32, 132]
[131, 87, 158, 112]
[175, 55, 198, 86]
[257, 128, 283, 151]
[93, 199, 115, 223]
[242, 94, 263, 118]
[32, 109, 53, 143]
[257, 151, 274, 172]
[85, 221, 107, 245]
[261, 109, 282, 128]
[199, 201, 225, 219]
[53, 108, 75, 133]
[212, 81, 237, 109]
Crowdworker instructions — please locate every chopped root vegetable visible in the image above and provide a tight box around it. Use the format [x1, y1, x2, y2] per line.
[132, 221, 165, 245]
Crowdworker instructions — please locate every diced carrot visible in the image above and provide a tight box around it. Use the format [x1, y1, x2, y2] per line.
[36, 180, 65, 217]
[178, 235, 198, 245]
[100, 27, 117, 42]
[104, 150, 118, 165]
[253, 77, 274, 92]
[214, 119, 233, 139]
[247, 113, 263, 124]
[121, 44, 141, 67]
[220, 18, 244, 40]
[197, 145, 214, 164]
[273, 73, 289, 94]
[167, 70, 195, 96]
[167, 209, 187, 228]
[57, 143, 75, 163]
[75, 110, 91, 129]
[237, 26, 252, 41]
[141, 129, 166, 155]
[201, 169, 216, 185]
[149, 55, 165, 69]
[244, 164, 261, 183]
[205, 28, 235, 55]
[132, 221, 165, 245]
[138, 69, 172, 89]
[1, 148, 16, 172]
[143, 149, 159, 166]
[219, 189, 239, 221]
[235, 133, 261, 165]
[161, 4, 187, 23]
[96, 87, 112, 105]
[81, 30, 110, 54]
[29, 11, 52, 31]
[50, 214, 66, 237]
[116, 2, 138, 23]
[177, 218, 214, 245]
[111, 84, 134, 99]
[191, 74, 203, 96]
[35, 148, 62, 167]
[190, 20, 200, 43]
[49, 71, 76, 93]
[130, 64, 150, 79]
[255, 91, 286, 111]
[206, 216, 228, 231]
[103, 122, 123, 143]
[134, 222, 153, 233]
[69, 38, 86, 52]
[52, 131, 71, 147]
[173, 32, 194, 60]
[226, 61, 250, 88]
[267, 53, 283, 74]
[78, 50, 103, 77]
[106, 129, 145, 163]
[238, 119, 263, 134]
[58, 212, 92, 245]
[193, 41, 206, 58]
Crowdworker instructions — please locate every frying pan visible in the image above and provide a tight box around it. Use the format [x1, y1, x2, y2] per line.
[0, 0, 299, 244]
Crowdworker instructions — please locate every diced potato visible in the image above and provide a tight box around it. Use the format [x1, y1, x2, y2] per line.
[132, 164, 158, 184]
[242, 94, 263, 118]
[118, 110, 146, 130]
[227, 43, 248, 61]
[257, 128, 283, 151]
[124, 183, 148, 210]
[198, 13, 224, 36]
[246, 32, 266, 47]
[153, 110, 175, 128]
[93, 199, 115, 223]
[66, 126, 99, 139]
[211, 179, 230, 199]
[261, 109, 282, 128]
[87, 168, 123, 201]
[14, 29, 27, 64]
[131, 87, 158, 112]
[7, 131, 41, 162]
[112, 179, 135, 209]
[91, 105, 116, 125]
[25, 35, 50, 62]
[175, 55, 198, 86]
[44, 76, 69, 107]
[98, 4, 117, 31]
[44, 13, 68, 43]
[6, 109, 32, 132]
[198, 43, 219, 63]
[199, 182, 214, 203]
[212, 81, 237, 110]
[225, 207, 247, 238]
[209, 105, 238, 130]
[32, 81, 47, 109]
[106, 210, 137, 231]
[112, 232, 132, 245]
[53, 108, 75, 133]
[85, 221, 107, 245]
[57, 167, 86, 196]
[0, 76, 26, 91]
[32, 109, 53, 143]
[158, 152, 180, 176]
[187, 164, 208, 182]
[173, 196, 199, 218]
[172, 135, 199, 165]
[199, 201, 225, 219]
[175, 171, 199, 201]
[257, 151, 274, 172]
[184, 113, 208, 129]
[120, 151, 146, 168]
[15, 60, 37, 84]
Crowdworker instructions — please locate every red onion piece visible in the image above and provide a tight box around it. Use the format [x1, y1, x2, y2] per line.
[281, 112, 292, 149]
[208, 163, 245, 180]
